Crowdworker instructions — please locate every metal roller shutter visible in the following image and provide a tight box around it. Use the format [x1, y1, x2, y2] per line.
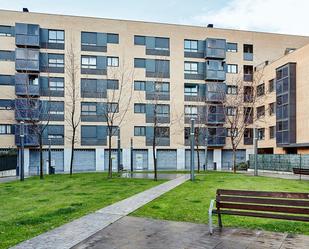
[133, 149, 148, 170]
[222, 149, 246, 170]
[104, 149, 122, 171]
[185, 150, 213, 169]
[157, 149, 177, 170]
[73, 149, 95, 172]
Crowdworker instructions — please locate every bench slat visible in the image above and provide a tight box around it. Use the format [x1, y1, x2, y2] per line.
[218, 202, 309, 215]
[217, 189, 309, 199]
[213, 209, 309, 222]
[217, 196, 309, 207]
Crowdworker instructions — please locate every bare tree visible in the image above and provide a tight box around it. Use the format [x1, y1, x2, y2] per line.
[65, 45, 80, 176]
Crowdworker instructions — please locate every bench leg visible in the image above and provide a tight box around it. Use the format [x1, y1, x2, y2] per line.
[218, 212, 222, 230]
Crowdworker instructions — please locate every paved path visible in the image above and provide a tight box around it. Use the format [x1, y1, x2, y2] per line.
[245, 170, 309, 180]
[0, 176, 19, 183]
[11, 174, 190, 249]
[74, 216, 309, 249]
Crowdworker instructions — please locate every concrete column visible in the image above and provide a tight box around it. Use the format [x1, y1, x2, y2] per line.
[122, 148, 131, 170]
[64, 148, 72, 173]
[176, 148, 185, 170]
[24, 148, 30, 176]
[148, 148, 154, 170]
[95, 148, 104, 171]
[213, 149, 222, 171]
[246, 148, 254, 161]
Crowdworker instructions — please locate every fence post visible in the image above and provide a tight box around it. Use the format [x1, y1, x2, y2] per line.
[299, 154, 302, 181]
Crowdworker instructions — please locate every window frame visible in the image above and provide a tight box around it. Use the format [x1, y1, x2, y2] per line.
[107, 56, 119, 67]
[184, 39, 198, 52]
[134, 126, 146, 136]
[48, 29, 65, 44]
[81, 56, 97, 69]
[0, 124, 12, 134]
[227, 64, 238, 74]
[226, 42, 238, 52]
[184, 62, 198, 74]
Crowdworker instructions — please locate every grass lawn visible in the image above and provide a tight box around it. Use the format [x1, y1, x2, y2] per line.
[132, 171, 309, 235]
[0, 173, 164, 249]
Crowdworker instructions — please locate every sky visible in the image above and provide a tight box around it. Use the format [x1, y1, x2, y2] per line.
[1, 0, 309, 36]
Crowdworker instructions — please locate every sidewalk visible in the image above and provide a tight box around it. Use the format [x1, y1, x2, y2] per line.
[11, 174, 190, 249]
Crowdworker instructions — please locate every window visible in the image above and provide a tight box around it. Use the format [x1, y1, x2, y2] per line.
[81, 56, 97, 69]
[0, 124, 12, 134]
[184, 84, 198, 96]
[28, 75, 39, 85]
[134, 126, 146, 136]
[257, 83, 265, 97]
[49, 78, 64, 91]
[184, 40, 198, 52]
[184, 62, 198, 74]
[134, 58, 146, 68]
[0, 100, 13, 110]
[244, 44, 253, 53]
[244, 128, 253, 145]
[227, 64, 238, 74]
[269, 102, 275, 115]
[48, 30, 64, 44]
[257, 128, 265, 140]
[107, 103, 119, 113]
[107, 33, 119, 44]
[226, 42, 237, 52]
[107, 57, 119, 67]
[134, 81, 146, 91]
[227, 128, 238, 137]
[81, 32, 97, 46]
[155, 127, 169, 138]
[269, 126, 275, 139]
[257, 106, 265, 118]
[155, 82, 169, 93]
[134, 103, 146, 113]
[226, 106, 236, 116]
[157, 105, 169, 117]
[268, 79, 275, 93]
[185, 105, 197, 118]
[0, 51, 14, 61]
[226, 85, 238, 95]
[155, 37, 169, 50]
[134, 35, 146, 45]
[81, 103, 97, 116]
[0, 26, 12, 36]
[48, 54, 64, 68]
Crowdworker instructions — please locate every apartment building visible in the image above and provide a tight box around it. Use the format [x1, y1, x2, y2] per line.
[1, 9, 309, 174]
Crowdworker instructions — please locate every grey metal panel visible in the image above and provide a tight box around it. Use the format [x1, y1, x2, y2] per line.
[157, 149, 177, 170]
[81, 68, 107, 75]
[133, 149, 148, 170]
[184, 73, 205, 80]
[73, 149, 95, 172]
[185, 149, 214, 169]
[104, 149, 122, 171]
[222, 149, 246, 170]
[29, 149, 64, 175]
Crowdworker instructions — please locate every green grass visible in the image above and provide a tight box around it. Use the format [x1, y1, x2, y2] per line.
[0, 173, 164, 249]
[132, 171, 309, 235]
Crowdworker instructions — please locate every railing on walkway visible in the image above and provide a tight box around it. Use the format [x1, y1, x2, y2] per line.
[249, 154, 309, 172]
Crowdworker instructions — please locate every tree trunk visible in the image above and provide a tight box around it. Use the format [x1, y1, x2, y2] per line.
[153, 128, 157, 181]
[39, 135, 44, 179]
[232, 148, 237, 173]
[108, 134, 112, 178]
[69, 129, 76, 176]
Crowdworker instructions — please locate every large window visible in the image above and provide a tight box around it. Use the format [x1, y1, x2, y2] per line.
[134, 35, 146, 45]
[134, 126, 146, 136]
[134, 58, 146, 68]
[48, 54, 64, 68]
[226, 42, 237, 52]
[269, 102, 275, 116]
[184, 105, 198, 118]
[155, 37, 169, 50]
[155, 127, 169, 138]
[269, 126, 275, 139]
[184, 40, 198, 52]
[49, 78, 64, 91]
[48, 30, 64, 44]
[81, 32, 97, 46]
[107, 103, 119, 113]
[256, 105, 265, 118]
[155, 82, 169, 93]
[134, 103, 146, 113]
[268, 79, 275, 93]
[257, 83, 265, 97]
[134, 81, 146, 91]
[227, 64, 238, 74]
[0, 124, 12, 134]
[157, 105, 169, 117]
[0, 26, 12, 37]
[107, 57, 119, 67]
[81, 56, 97, 69]
[184, 62, 198, 74]
[81, 103, 97, 116]
[184, 84, 198, 96]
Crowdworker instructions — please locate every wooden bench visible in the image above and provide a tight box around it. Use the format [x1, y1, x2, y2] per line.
[208, 189, 309, 234]
[293, 168, 309, 175]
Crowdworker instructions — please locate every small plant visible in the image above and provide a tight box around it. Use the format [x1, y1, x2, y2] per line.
[236, 162, 248, 171]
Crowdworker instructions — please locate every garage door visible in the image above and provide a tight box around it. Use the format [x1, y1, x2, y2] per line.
[222, 150, 246, 170]
[157, 149, 177, 170]
[133, 149, 148, 170]
[185, 150, 213, 170]
[29, 149, 64, 175]
[73, 149, 95, 172]
[104, 149, 122, 171]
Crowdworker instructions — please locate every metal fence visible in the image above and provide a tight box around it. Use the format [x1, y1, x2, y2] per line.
[249, 154, 309, 172]
[0, 153, 17, 172]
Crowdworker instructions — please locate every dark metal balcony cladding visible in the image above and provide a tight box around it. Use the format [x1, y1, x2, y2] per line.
[146, 49, 170, 56]
[207, 127, 226, 146]
[15, 98, 40, 121]
[81, 79, 107, 98]
[146, 137, 170, 146]
[15, 73, 40, 96]
[15, 48, 40, 72]
[205, 38, 226, 59]
[40, 77, 64, 97]
[205, 60, 226, 81]
[15, 23, 40, 47]
[205, 82, 226, 102]
[15, 124, 39, 147]
[81, 32, 107, 52]
[207, 104, 225, 124]
[42, 125, 64, 145]
[81, 125, 107, 146]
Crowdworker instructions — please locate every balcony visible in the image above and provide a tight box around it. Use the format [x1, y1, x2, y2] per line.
[205, 60, 226, 81]
[15, 124, 39, 147]
[15, 23, 40, 47]
[15, 73, 40, 96]
[208, 136, 226, 146]
[15, 48, 40, 72]
[15, 98, 40, 121]
[244, 52, 253, 61]
[207, 113, 225, 124]
[205, 83, 226, 102]
[205, 38, 226, 59]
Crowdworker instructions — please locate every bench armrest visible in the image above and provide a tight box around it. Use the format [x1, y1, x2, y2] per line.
[209, 199, 215, 234]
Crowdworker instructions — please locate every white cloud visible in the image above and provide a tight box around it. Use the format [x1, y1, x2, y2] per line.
[191, 0, 309, 35]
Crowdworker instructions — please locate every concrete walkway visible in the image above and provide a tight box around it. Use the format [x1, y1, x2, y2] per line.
[73, 216, 309, 249]
[245, 170, 309, 180]
[0, 176, 19, 183]
[11, 174, 190, 249]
